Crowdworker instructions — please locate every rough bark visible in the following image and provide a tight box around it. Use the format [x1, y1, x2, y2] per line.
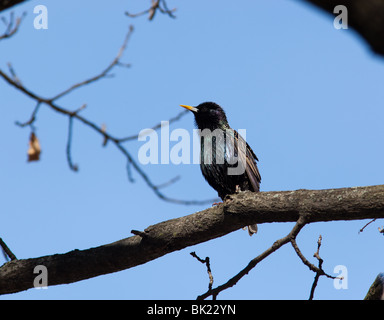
[1, 184, 384, 295]
[0, 0, 26, 12]
[364, 273, 384, 300]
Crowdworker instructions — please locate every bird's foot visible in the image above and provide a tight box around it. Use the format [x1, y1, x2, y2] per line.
[212, 202, 223, 206]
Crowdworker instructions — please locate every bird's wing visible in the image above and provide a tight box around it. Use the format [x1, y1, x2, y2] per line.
[245, 142, 261, 192]
[230, 129, 261, 192]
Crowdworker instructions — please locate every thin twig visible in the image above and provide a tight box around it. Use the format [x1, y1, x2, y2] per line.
[66, 116, 78, 172]
[0, 11, 26, 41]
[118, 109, 189, 143]
[15, 101, 41, 130]
[309, 235, 323, 299]
[0, 29, 216, 205]
[51, 26, 134, 101]
[154, 175, 180, 190]
[197, 215, 309, 300]
[0, 237, 17, 261]
[359, 218, 377, 233]
[290, 237, 335, 280]
[7, 62, 21, 85]
[290, 234, 340, 300]
[125, 0, 176, 21]
[190, 252, 214, 297]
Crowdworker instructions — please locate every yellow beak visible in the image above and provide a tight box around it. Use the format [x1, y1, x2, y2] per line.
[180, 104, 198, 113]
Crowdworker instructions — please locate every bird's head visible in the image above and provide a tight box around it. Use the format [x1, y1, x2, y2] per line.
[180, 102, 229, 130]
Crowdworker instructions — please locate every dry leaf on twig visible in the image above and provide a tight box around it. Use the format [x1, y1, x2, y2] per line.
[27, 132, 41, 162]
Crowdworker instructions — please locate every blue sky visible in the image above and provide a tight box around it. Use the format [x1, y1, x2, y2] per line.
[1, 0, 384, 299]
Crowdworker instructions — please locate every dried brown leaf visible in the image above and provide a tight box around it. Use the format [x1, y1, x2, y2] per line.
[27, 132, 41, 162]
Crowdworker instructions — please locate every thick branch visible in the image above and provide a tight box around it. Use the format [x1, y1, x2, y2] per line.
[364, 273, 384, 300]
[0, 0, 26, 13]
[1, 184, 384, 295]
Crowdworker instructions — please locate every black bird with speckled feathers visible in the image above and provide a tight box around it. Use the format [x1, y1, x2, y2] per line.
[180, 102, 261, 235]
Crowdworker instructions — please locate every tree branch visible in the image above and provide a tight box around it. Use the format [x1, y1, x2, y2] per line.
[1, 184, 383, 296]
[50, 26, 133, 102]
[364, 273, 384, 300]
[0, 11, 25, 40]
[0, 28, 214, 206]
[190, 252, 214, 297]
[197, 215, 309, 300]
[0, 238, 17, 261]
[300, 0, 384, 57]
[125, 0, 176, 21]
[0, 1, 26, 13]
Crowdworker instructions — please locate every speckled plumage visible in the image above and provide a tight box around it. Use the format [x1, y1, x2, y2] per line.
[181, 102, 261, 235]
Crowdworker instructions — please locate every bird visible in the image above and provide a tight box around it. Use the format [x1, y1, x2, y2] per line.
[180, 101, 261, 236]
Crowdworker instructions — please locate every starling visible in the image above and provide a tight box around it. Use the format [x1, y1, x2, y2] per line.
[180, 102, 261, 235]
